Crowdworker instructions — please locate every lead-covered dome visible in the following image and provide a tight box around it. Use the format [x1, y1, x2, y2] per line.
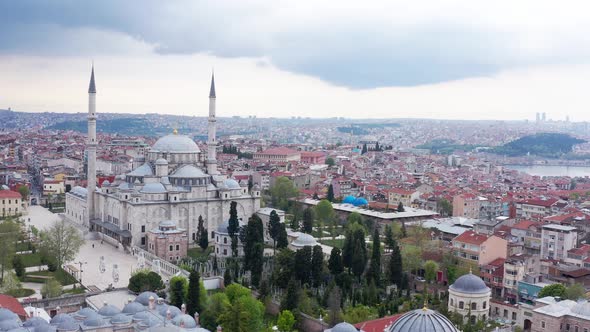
[152, 135, 200, 153]
[329, 322, 358, 332]
[387, 308, 458, 332]
[449, 273, 489, 294]
[291, 233, 318, 247]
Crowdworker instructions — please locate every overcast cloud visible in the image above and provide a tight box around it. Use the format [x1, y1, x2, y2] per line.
[1, 1, 590, 119]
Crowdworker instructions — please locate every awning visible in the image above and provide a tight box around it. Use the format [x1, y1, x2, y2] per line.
[91, 219, 132, 238]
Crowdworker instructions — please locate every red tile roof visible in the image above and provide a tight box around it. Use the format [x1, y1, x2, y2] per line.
[0, 294, 27, 319]
[512, 220, 541, 230]
[354, 314, 403, 331]
[453, 230, 489, 245]
[0, 190, 22, 199]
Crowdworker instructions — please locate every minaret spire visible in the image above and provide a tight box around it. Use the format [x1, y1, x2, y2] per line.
[86, 65, 97, 226]
[206, 71, 218, 175]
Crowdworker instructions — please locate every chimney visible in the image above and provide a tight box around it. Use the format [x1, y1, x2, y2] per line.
[157, 297, 164, 305]
[181, 304, 186, 314]
[148, 296, 155, 310]
[194, 312, 200, 326]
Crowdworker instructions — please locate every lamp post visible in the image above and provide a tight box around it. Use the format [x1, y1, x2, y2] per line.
[75, 261, 87, 285]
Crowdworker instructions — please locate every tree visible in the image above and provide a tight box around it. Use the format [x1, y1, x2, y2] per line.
[401, 245, 421, 275]
[387, 241, 403, 287]
[384, 224, 395, 250]
[128, 270, 165, 293]
[294, 246, 312, 285]
[342, 230, 354, 272]
[424, 260, 439, 283]
[269, 210, 282, 254]
[0, 218, 19, 283]
[201, 293, 230, 331]
[565, 283, 587, 300]
[277, 310, 296, 332]
[361, 144, 368, 155]
[328, 247, 344, 275]
[327, 184, 335, 202]
[438, 199, 453, 217]
[38, 219, 84, 269]
[197, 215, 208, 249]
[228, 201, 240, 257]
[311, 245, 324, 287]
[302, 208, 314, 234]
[351, 230, 367, 282]
[12, 255, 25, 278]
[327, 286, 343, 326]
[220, 285, 265, 332]
[244, 214, 264, 287]
[325, 157, 335, 167]
[41, 278, 62, 299]
[270, 176, 299, 211]
[169, 276, 187, 308]
[538, 283, 567, 298]
[17, 185, 30, 201]
[186, 269, 202, 316]
[367, 228, 381, 286]
[273, 249, 295, 287]
[347, 211, 363, 227]
[223, 267, 232, 285]
[397, 202, 405, 212]
[281, 279, 300, 311]
[315, 199, 335, 240]
[276, 224, 289, 249]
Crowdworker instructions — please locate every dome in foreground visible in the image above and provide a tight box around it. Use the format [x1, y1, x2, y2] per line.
[449, 272, 489, 294]
[387, 308, 458, 332]
[152, 135, 200, 153]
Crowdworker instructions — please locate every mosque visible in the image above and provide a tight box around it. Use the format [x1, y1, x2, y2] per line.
[65, 68, 261, 249]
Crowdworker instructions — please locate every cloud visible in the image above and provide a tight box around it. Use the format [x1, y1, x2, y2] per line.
[1, 1, 590, 88]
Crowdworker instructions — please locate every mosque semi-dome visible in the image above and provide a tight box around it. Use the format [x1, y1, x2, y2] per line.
[151, 134, 201, 154]
[387, 308, 459, 332]
[449, 272, 490, 294]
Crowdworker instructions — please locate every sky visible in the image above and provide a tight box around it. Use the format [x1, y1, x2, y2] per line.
[1, 1, 590, 120]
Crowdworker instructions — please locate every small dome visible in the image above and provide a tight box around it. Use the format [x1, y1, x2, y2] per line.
[7, 327, 32, 332]
[158, 305, 181, 318]
[50, 314, 75, 326]
[170, 165, 206, 178]
[291, 233, 318, 247]
[0, 319, 22, 331]
[343, 196, 356, 204]
[572, 301, 590, 316]
[110, 313, 133, 325]
[102, 180, 110, 186]
[141, 182, 167, 194]
[155, 158, 169, 165]
[223, 179, 240, 189]
[449, 273, 490, 294]
[34, 324, 57, 332]
[98, 304, 121, 317]
[353, 197, 368, 206]
[23, 317, 50, 328]
[136, 315, 162, 328]
[122, 301, 146, 315]
[386, 308, 458, 332]
[55, 319, 79, 332]
[128, 163, 154, 177]
[83, 316, 105, 327]
[172, 314, 197, 328]
[159, 220, 176, 228]
[0, 309, 18, 321]
[70, 186, 88, 198]
[329, 322, 358, 332]
[135, 292, 158, 306]
[74, 307, 99, 320]
[152, 135, 200, 154]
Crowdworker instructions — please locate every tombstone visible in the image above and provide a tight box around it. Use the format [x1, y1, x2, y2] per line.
[99, 256, 106, 273]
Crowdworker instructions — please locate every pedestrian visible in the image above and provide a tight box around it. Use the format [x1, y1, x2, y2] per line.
[92, 243, 95, 248]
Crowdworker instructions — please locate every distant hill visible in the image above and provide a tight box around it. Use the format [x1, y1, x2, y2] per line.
[48, 118, 166, 136]
[492, 133, 586, 158]
[415, 139, 477, 154]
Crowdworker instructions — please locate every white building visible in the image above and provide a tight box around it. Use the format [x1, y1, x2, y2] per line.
[541, 224, 578, 260]
[65, 70, 261, 250]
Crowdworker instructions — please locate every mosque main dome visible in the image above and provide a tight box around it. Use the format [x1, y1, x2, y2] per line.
[151, 134, 201, 153]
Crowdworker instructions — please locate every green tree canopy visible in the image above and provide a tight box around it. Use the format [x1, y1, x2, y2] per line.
[18, 185, 30, 200]
[424, 260, 439, 283]
[169, 276, 187, 308]
[0, 218, 19, 283]
[269, 210, 282, 253]
[565, 283, 587, 300]
[128, 270, 165, 293]
[197, 215, 208, 249]
[38, 219, 84, 268]
[270, 177, 299, 211]
[328, 247, 344, 275]
[41, 278, 62, 299]
[277, 310, 296, 332]
[186, 269, 203, 316]
[200, 293, 230, 331]
[311, 245, 324, 287]
[228, 201, 240, 257]
[302, 208, 314, 234]
[366, 228, 381, 286]
[538, 283, 567, 298]
[327, 184, 335, 202]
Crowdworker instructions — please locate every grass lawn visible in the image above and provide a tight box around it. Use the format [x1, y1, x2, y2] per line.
[19, 253, 42, 267]
[6, 288, 35, 297]
[27, 269, 78, 286]
[187, 247, 213, 262]
[321, 238, 345, 248]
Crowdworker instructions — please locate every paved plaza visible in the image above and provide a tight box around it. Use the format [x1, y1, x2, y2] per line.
[24, 206, 139, 291]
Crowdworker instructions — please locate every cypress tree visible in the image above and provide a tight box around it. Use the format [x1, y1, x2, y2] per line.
[244, 214, 264, 287]
[197, 215, 208, 249]
[269, 210, 281, 254]
[186, 269, 202, 316]
[228, 201, 239, 257]
[276, 224, 289, 249]
[397, 202, 405, 212]
[281, 279, 300, 311]
[294, 246, 312, 285]
[302, 208, 314, 234]
[311, 245, 324, 288]
[328, 247, 344, 275]
[342, 230, 354, 272]
[327, 184, 335, 202]
[388, 240, 403, 287]
[367, 228, 381, 286]
[224, 267, 232, 285]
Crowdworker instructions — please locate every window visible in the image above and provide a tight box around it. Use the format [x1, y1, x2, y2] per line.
[211, 231, 214, 239]
[192, 233, 196, 241]
[169, 245, 173, 251]
[483, 301, 487, 309]
[450, 299, 454, 306]
[176, 244, 180, 251]
[141, 237, 146, 245]
[223, 249, 227, 255]
[503, 310, 508, 318]
[512, 312, 516, 320]
[471, 302, 477, 310]
[141, 225, 145, 233]
[224, 237, 227, 244]
[541, 321, 545, 329]
[459, 302, 464, 309]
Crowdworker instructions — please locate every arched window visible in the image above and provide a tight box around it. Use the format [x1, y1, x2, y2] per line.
[483, 301, 486, 309]
[450, 299, 454, 306]
[459, 301, 464, 309]
[471, 302, 477, 310]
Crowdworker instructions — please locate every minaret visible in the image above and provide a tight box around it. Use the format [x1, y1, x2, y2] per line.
[87, 66, 97, 225]
[206, 73, 218, 175]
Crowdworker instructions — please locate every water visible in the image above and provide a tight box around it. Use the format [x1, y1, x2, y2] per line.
[505, 165, 590, 177]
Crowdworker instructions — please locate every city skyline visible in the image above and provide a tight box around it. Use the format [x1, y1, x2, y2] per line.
[1, 1, 590, 120]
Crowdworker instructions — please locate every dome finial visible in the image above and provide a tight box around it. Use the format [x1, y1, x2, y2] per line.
[173, 128, 178, 135]
[469, 266, 473, 274]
